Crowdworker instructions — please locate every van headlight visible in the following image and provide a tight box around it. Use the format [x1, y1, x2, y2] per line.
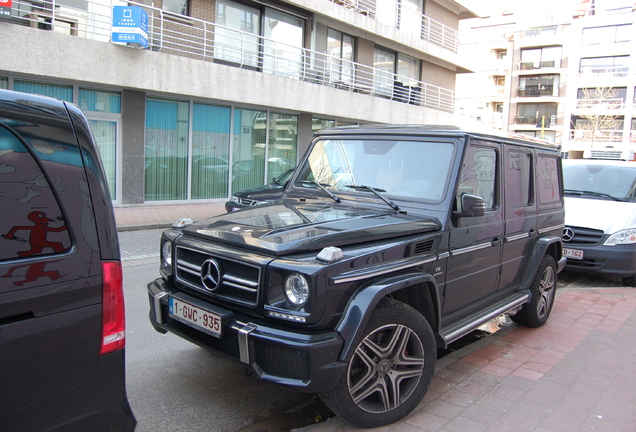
[604, 229, 636, 246]
[284, 273, 309, 307]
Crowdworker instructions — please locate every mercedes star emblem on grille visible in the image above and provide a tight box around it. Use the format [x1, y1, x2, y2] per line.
[562, 227, 574, 242]
[201, 259, 221, 291]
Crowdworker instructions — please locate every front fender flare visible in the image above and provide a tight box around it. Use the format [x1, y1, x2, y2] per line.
[335, 272, 438, 362]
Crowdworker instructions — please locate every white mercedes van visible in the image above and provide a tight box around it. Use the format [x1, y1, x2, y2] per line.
[562, 159, 636, 286]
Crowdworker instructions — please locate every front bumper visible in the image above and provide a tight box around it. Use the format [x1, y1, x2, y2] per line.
[147, 278, 345, 393]
[563, 243, 636, 278]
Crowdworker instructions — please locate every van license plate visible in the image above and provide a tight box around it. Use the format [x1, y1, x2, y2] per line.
[169, 297, 222, 337]
[563, 248, 584, 260]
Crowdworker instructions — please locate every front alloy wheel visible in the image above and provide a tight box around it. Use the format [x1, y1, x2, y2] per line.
[320, 298, 436, 427]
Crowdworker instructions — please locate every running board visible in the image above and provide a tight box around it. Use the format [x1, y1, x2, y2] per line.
[440, 292, 529, 345]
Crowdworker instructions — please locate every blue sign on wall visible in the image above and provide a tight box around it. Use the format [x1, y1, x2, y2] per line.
[112, 6, 148, 48]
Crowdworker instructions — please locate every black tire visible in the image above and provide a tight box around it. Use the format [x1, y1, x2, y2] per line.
[622, 275, 636, 287]
[511, 255, 557, 328]
[319, 298, 436, 428]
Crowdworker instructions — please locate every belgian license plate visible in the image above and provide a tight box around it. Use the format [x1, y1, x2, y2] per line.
[563, 248, 584, 260]
[169, 297, 222, 337]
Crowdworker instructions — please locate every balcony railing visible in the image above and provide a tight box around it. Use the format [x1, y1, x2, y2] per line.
[517, 88, 556, 97]
[576, 98, 625, 110]
[569, 129, 626, 143]
[519, 60, 559, 70]
[6, 0, 455, 113]
[514, 115, 557, 126]
[328, 0, 458, 53]
[579, 66, 629, 78]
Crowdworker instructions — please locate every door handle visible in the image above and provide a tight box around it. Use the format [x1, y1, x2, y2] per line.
[491, 238, 503, 246]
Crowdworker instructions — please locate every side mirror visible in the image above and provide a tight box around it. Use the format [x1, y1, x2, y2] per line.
[452, 193, 486, 218]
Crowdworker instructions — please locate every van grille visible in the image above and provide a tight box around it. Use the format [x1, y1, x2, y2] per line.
[175, 246, 261, 305]
[563, 226, 604, 246]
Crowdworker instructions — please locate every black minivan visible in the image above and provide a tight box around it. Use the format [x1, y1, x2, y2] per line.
[0, 90, 136, 431]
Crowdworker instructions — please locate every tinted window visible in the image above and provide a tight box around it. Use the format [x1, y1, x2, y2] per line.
[0, 126, 71, 261]
[459, 145, 497, 209]
[505, 148, 533, 207]
[537, 155, 561, 204]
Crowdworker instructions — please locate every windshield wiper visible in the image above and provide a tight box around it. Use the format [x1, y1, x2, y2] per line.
[346, 184, 400, 211]
[564, 189, 624, 201]
[300, 180, 341, 203]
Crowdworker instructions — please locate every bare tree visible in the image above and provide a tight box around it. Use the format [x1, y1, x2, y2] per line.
[573, 87, 623, 146]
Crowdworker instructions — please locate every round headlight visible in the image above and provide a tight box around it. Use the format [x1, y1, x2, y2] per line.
[284, 273, 309, 307]
[162, 241, 173, 268]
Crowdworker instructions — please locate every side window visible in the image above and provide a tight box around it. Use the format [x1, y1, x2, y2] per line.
[537, 155, 561, 204]
[0, 126, 71, 261]
[458, 144, 498, 209]
[504, 148, 533, 208]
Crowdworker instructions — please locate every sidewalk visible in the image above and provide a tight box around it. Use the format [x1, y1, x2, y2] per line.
[114, 202, 226, 231]
[305, 278, 636, 432]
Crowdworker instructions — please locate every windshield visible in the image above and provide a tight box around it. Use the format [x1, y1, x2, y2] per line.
[294, 139, 455, 202]
[563, 163, 636, 200]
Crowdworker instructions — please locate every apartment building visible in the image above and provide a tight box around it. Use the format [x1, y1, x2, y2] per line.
[457, 0, 636, 160]
[0, 0, 475, 205]
[565, 2, 636, 160]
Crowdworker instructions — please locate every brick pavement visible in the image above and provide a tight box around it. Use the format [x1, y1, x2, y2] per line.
[306, 285, 636, 432]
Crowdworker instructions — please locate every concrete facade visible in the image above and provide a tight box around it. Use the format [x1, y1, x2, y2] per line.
[0, 0, 475, 205]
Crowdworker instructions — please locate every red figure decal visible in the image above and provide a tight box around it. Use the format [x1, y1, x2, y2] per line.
[2, 211, 68, 257]
[2, 262, 64, 286]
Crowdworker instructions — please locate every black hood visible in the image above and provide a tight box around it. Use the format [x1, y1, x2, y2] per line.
[182, 202, 441, 255]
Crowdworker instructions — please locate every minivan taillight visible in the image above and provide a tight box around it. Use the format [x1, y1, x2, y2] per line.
[100, 261, 126, 356]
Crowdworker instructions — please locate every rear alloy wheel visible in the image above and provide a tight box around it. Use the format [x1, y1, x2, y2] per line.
[319, 298, 436, 428]
[511, 255, 557, 328]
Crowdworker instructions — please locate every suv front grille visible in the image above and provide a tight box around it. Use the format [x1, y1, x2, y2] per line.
[175, 246, 261, 305]
[563, 226, 604, 246]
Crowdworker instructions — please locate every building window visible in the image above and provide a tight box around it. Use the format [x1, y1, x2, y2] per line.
[162, 0, 188, 15]
[518, 75, 560, 97]
[0, 77, 7, 89]
[327, 29, 355, 86]
[496, 50, 507, 60]
[13, 80, 73, 102]
[215, 0, 261, 67]
[520, 47, 562, 70]
[374, 46, 420, 102]
[515, 103, 557, 125]
[262, 9, 304, 79]
[214, 0, 304, 78]
[524, 26, 557, 38]
[191, 103, 231, 200]
[494, 76, 505, 87]
[580, 56, 629, 77]
[145, 98, 189, 201]
[582, 24, 631, 45]
[231, 110, 297, 194]
[517, 130, 556, 142]
[494, 103, 504, 113]
[313, 118, 336, 134]
[577, 87, 626, 109]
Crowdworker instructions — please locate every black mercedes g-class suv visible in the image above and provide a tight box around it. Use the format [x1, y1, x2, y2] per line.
[148, 125, 566, 427]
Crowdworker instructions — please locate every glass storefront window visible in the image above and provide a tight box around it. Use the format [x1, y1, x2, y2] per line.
[232, 109, 267, 194]
[89, 120, 117, 200]
[14, 80, 73, 101]
[267, 113, 297, 179]
[312, 118, 336, 134]
[145, 98, 189, 201]
[79, 88, 121, 113]
[191, 103, 231, 199]
[0, 78, 7, 89]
